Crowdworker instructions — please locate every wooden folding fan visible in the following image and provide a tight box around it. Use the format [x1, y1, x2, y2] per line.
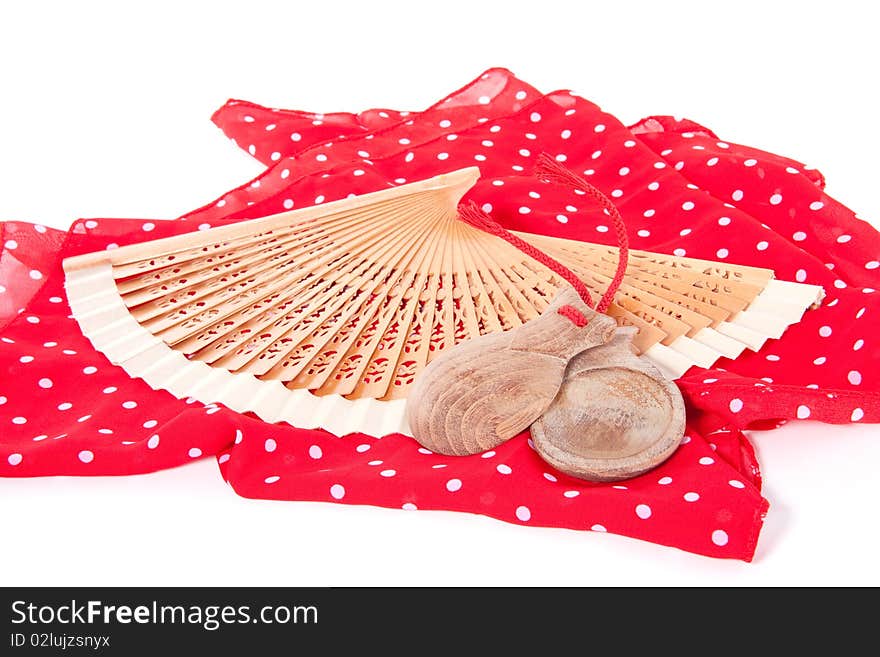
[63, 167, 823, 438]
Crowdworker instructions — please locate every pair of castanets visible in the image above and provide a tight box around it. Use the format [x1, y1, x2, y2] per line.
[405, 286, 685, 482]
[406, 155, 684, 482]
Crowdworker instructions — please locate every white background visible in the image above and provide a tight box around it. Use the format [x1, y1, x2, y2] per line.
[1, 0, 878, 585]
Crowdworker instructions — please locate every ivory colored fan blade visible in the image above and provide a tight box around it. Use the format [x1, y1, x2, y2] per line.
[531, 329, 686, 482]
[405, 288, 618, 456]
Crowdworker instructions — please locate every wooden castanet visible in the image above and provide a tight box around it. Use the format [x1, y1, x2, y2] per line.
[405, 287, 618, 456]
[531, 328, 685, 482]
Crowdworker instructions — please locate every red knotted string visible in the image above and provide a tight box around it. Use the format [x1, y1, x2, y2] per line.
[534, 153, 629, 314]
[457, 202, 595, 326]
[457, 155, 629, 327]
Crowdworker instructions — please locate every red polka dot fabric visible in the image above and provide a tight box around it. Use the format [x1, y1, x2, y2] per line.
[2, 68, 877, 561]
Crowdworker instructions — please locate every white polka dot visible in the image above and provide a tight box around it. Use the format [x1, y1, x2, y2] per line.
[122, 401, 137, 409]
[12, 416, 27, 425]
[643, 209, 655, 218]
[707, 157, 719, 166]
[731, 190, 744, 201]
[529, 112, 541, 122]
[769, 193, 783, 205]
[729, 479, 746, 489]
[264, 476, 281, 484]
[518, 206, 531, 215]
[314, 195, 325, 204]
[289, 132, 302, 142]
[380, 469, 396, 478]
[496, 464, 512, 475]
[635, 504, 652, 519]
[83, 366, 98, 375]
[699, 457, 715, 465]
[147, 434, 160, 449]
[673, 248, 686, 257]
[480, 450, 496, 459]
[813, 356, 827, 365]
[446, 478, 462, 492]
[637, 229, 650, 237]
[793, 231, 807, 241]
[809, 201, 824, 211]
[837, 234, 851, 243]
[591, 524, 607, 532]
[658, 476, 673, 485]
[756, 241, 769, 251]
[436, 152, 449, 160]
[19, 356, 34, 364]
[188, 448, 202, 458]
[556, 214, 568, 224]
[618, 166, 630, 176]
[743, 158, 757, 167]
[38, 378, 53, 389]
[308, 445, 323, 459]
[718, 216, 731, 226]
[264, 438, 277, 453]
[563, 490, 580, 498]
[356, 444, 370, 453]
[866, 261, 880, 270]
[818, 326, 832, 338]
[853, 339, 864, 351]
[417, 447, 432, 455]
[142, 222, 155, 232]
[58, 403, 72, 411]
[402, 502, 418, 511]
[848, 370, 862, 385]
[0, 396, 6, 405]
[648, 182, 660, 191]
[712, 530, 729, 546]
[594, 124, 606, 133]
[795, 269, 807, 282]
[330, 484, 345, 499]
[682, 201, 695, 211]
[716, 248, 729, 258]
[7, 453, 23, 466]
[477, 96, 490, 105]
[796, 405, 811, 419]
[78, 450, 94, 464]
[516, 506, 531, 522]
[596, 225, 609, 233]
[143, 420, 158, 429]
[283, 199, 294, 210]
[851, 408, 864, 421]
[4, 239, 17, 250]
[84, 220, 99, 229]
[729, 399, 743, 413]
[683, 492, 700, 502]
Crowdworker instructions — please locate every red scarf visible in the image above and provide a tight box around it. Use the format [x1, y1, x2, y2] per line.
[2, 69, 877, 560]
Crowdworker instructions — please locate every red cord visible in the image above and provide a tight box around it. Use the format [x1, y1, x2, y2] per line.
[534, 154, 629, 313]
[458, 202, 594, 328]
[457, 156, 629, 327]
